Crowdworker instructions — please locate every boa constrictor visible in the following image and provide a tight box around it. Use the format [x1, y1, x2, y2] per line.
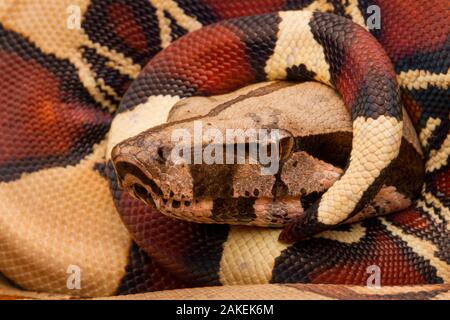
[0, 0, 448, 299]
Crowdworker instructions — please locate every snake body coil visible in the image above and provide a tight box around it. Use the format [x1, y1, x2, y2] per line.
[0, 0, 448, 298]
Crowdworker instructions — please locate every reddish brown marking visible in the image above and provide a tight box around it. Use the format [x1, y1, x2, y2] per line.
[108, 3, 149, 54]
[335, 24, 397, 113]
[0, 53, 110, 165]
[388, 208, 430, 233]
[309, 233, 427, 285]
[117, 190, 191, 276]
[431, 169, 450, 198]
[119, 242, 189, 294]
[375, 0, 449, 62]
[116, 187, 227, 286]
[203, 0, 285, 20]
[402, 93, 422, 124]
[142, 24, 256, 95]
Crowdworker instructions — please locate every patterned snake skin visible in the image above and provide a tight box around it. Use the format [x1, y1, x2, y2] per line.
[0, 0, 448, 298]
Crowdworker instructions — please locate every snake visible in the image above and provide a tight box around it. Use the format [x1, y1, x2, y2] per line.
[0, 0, 448, 299]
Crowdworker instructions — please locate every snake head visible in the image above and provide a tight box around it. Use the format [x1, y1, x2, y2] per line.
[111, 104, 349, 226]
[111, 81, 422, 230]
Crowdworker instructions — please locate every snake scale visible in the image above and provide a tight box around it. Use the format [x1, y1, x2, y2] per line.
[0, 0, 449, 299]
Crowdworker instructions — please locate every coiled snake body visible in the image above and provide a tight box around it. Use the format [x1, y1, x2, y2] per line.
[0, 0, 448, 298]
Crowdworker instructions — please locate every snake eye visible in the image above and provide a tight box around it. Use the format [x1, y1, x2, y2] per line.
[260, 129, 294, 162]
[130, 183, 156, 206]
[279, 135, 294, 161]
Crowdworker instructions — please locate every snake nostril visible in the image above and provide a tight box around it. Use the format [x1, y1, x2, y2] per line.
[133, 184, 148, 198]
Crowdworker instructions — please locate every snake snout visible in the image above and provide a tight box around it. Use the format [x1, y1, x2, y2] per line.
[112, 158, 164, 204]
[110, 138, 164, 203]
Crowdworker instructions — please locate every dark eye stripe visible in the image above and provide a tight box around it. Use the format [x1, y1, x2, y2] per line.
[293, 132, 352, 169]
[114, 161, 163, 197]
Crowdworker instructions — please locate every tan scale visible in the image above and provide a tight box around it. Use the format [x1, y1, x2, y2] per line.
[316, 116, 403, 225]
[420, 117, 442, 147]
[95, 284, 450, 300]
[398, 68, 450, 91]
[0, 140, 131, 296]
[426, 129, 450, 172]
[265, 11, 332, 85]
[342, 0, 368, 29]
[149, 0, 203, 48]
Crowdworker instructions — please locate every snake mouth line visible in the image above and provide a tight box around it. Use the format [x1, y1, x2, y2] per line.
[138, 187, 192, 210]
[114, 160, 194, 209]
[129, 183, 156, 206]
